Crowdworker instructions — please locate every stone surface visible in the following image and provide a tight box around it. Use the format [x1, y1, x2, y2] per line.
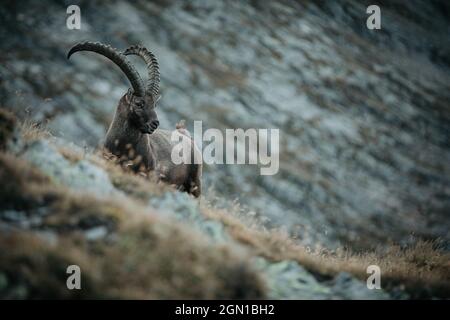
[22, 140, 117, 197]
[8, 132, 392, 299]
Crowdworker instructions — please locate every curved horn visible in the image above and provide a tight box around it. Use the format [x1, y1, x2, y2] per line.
[67, 41, 145, 97]
[123, 45, 160, 99]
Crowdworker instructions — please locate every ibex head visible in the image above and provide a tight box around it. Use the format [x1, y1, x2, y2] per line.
[67, 41, 161, 134]
[123, 45, 161, 134]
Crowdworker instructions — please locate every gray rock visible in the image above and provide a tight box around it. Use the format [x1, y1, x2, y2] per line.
[254, 258, 332, 299]
[22, 140, 117, 197]
[254, 258, 391, 300]
[330, 272, 390, 300]
[149, 192, 230, 244]
[84, 226, 108, 241]
[47, 109, 105, 148]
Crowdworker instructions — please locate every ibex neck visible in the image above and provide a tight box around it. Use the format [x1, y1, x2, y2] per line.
[105, 112, 142, 154]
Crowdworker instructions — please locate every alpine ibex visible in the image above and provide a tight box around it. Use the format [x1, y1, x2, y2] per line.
[67, 42, 202, 197]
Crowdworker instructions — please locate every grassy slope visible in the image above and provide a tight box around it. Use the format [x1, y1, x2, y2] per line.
[0, 109, 449, 299]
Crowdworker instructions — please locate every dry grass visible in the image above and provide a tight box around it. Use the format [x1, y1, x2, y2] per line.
[200, 202, 450, 298]
[2, 113, 448, 299]
[89, 150, 175, 200]
[19, 119, 172, 200]
[327, 241, 450, 298]
[56, 145, 84, 163]
[0, 150, 266, 299]
[19, 118, 52, 142]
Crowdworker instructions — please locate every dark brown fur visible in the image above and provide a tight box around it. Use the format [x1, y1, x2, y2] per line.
[104, 92, 202, 197]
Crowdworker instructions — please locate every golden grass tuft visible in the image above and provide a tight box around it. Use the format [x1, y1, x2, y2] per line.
[2, 113, 448, 299]
[88, 150, 175, 201]
[0, 151, 266, 299]
[19, 118, 52, 142]
[200, 202, 450, 298]
[57, 145, 84, 163]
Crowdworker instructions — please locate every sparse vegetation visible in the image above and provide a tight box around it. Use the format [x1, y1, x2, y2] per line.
[0, 138, 265, 299]
[200, 202, 450, 298]
[19, 118, 52, 142]
[1, 114, 449, 299]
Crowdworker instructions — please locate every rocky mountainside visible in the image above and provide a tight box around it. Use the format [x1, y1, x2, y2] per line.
[0, 0, 449, 299]
[3, 108, 449, 299]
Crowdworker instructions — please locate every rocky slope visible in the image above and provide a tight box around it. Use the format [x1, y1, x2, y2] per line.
[2, 107, 449, 299]
[1, 109, 399, 299]
[0, 0, 449, 299]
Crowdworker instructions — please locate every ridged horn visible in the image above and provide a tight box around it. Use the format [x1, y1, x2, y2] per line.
[123, 45, 160, 99]
[67, 41, 145, 97]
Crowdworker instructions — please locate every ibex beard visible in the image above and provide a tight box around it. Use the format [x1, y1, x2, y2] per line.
[171, 121, 280, 176]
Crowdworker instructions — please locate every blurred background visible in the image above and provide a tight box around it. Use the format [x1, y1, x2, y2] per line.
[1, 0, 449, 251]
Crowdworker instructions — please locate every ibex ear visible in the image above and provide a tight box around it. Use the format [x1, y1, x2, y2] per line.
[154, 94, 162, 105]
[125, 89, 132, 104]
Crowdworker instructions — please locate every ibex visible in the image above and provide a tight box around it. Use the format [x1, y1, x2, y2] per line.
[68, 41, 202, 197]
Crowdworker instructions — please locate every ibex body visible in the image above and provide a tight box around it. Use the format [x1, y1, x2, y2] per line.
[68, 42, 202, 197]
